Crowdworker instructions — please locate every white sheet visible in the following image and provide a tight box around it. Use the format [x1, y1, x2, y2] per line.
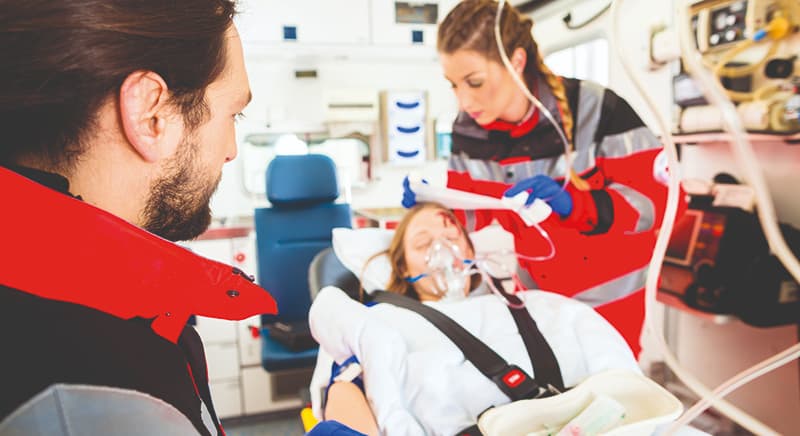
[309, 286, 640, 436]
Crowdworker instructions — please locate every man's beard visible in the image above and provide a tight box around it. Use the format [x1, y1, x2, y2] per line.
[141, 138, 221, 242]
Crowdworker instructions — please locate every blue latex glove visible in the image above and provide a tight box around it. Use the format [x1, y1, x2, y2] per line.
[504, 174, 573, 218]
[401, 176, 427, 209]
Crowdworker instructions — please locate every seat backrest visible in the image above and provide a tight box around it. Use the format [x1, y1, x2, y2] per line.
[254, 154, 351, 324]
[308, 247, 360, 302]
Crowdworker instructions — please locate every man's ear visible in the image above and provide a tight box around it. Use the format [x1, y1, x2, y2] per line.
[119, 71, 180, 163]
[511, 47, 527, 75]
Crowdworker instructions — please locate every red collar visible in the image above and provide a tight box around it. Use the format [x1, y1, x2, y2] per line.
[480, 104, 540, 138]
[0, 167, 276, 343]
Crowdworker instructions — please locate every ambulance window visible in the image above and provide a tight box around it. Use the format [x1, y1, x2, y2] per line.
[544, 38, 609, 86]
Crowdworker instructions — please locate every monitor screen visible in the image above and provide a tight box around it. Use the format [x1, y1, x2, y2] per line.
[665, 210, 702, 266]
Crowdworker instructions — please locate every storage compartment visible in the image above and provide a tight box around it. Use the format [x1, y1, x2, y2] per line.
[371, 1, 459, 46]
[194, 316, 238, 345]
[271, 367, 314, 402]
[205, 342, 240, 381]
[209, 379, 243, 419]
[236, 0, 370, 44]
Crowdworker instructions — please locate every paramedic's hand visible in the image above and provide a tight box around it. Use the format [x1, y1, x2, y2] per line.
[504, 175, 573, 218]
[401, 176, 427, 209]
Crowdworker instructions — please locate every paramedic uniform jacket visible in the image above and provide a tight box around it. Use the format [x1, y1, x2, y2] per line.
[0, 166, 276, 435]
[448, 78, 673, 356]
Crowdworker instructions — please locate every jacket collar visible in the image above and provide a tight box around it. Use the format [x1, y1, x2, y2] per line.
[0, 166, 276, 343]
[478, 74, 565, 139]
[480, 106, 540, 138]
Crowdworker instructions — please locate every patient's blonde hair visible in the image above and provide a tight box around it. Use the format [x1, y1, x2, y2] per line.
[360, 203, 479, 301]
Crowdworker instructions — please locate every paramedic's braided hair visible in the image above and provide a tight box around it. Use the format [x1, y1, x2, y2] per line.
[437, 0, 574, 146]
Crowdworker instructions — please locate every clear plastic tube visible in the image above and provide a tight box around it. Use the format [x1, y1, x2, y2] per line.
[611, 0, 797, 434]
[672, 343, 800, 431]
[665, 1, 800, 432]
[495, 0, 575, 195]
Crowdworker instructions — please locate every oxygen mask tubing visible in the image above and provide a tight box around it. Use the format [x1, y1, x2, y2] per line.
[406, 238, 531, 309]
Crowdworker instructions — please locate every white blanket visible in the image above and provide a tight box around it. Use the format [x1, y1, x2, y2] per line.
[309, 286, 640, 436]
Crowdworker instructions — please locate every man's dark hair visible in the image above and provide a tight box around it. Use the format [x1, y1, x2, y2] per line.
[0, 0, 237, 170]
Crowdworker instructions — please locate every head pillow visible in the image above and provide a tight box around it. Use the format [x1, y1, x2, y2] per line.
[331, 227, 394, 293]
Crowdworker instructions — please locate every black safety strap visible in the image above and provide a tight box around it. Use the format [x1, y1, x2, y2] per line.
[490, 277, 565, 393]
[454, 424, 482, 436]
[372, 291, 548, 402]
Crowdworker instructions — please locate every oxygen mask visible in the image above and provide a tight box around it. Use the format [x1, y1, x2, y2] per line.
[406, 238, 476, 301]
[406, 238, 537, 309]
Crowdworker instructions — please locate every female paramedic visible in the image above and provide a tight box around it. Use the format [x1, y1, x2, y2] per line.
[308, 203, 639, 435]
[402, 0, 675, 356]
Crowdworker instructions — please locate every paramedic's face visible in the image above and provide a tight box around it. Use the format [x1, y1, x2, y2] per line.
[403, 208, 473, 301]
[440, 49, 520, 126]
[142, 26, 251, 241]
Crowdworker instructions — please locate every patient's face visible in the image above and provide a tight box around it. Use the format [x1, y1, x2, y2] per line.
[403, 207, 473, 301]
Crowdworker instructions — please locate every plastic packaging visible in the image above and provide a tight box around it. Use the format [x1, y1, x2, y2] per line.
[555, 394, 627, 436]
[477, 369, 682, 436]
[409, 176, 552, 226]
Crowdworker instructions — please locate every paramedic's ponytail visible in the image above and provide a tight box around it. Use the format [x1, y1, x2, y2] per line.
[532, 48, 574, 147]
[438, 0, 575, 148]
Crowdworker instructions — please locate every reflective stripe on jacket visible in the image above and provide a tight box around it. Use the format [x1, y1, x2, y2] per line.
[446, 78, 680, 355]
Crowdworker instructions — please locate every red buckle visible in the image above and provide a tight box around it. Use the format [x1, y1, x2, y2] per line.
[502, 369, 525, 388]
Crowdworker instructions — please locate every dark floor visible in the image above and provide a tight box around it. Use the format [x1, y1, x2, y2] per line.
[222, 410, 305, 436]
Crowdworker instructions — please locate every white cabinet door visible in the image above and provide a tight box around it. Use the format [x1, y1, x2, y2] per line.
[237, 0, 370, 44]
[241, 367, 272, 415]
[205, 342, 241, 381]
[195, 316, 238, 345]
[209, 379, 243, 419]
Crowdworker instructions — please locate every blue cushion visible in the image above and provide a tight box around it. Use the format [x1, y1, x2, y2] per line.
[255, 204, 352, 323]
[260, 328, 319, 372]
[255, 153, 352, 373]
[267, 154, 339, 207]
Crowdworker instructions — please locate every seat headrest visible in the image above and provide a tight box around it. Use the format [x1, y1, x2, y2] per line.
[266, 154, 339, 207]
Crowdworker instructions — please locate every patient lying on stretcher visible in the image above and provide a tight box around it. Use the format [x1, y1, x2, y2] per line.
[309, 203, 641, 435]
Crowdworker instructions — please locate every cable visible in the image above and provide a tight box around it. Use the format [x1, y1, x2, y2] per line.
[724, 81, 785, 103]
[712, 38, 780, 79]
[664, 1, 800, 433]
[680, 6, 800, 304]
[610, 0, 785, 434]
[563, 2, 611, 31]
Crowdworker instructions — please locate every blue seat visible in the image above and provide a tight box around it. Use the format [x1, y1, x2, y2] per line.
[254, 154, 352, 372]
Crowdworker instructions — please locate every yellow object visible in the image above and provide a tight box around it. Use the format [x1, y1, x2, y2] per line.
[767, 15, 791, 40]
[711, 12, 792, 80]
[301, 406, 319, 432]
